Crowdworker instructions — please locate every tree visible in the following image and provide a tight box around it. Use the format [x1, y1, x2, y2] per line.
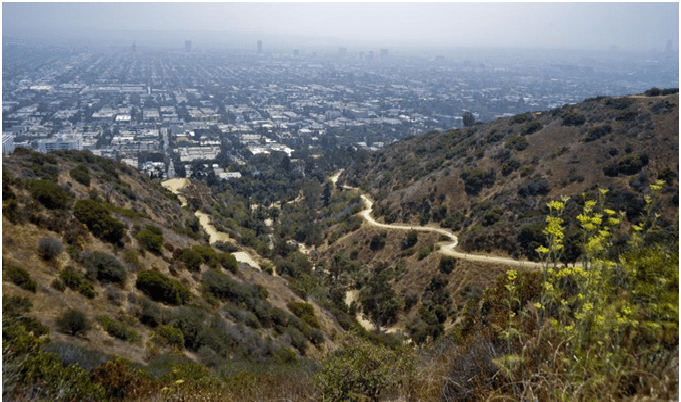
[463, 111, 475, 127]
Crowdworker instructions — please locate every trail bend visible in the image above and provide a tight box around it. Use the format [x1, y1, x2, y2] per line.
[357, 192, 542, 269]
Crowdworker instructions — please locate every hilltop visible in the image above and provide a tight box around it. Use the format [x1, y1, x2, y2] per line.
[341, 91, 678, 262]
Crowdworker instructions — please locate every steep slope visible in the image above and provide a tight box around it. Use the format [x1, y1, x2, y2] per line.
[2, 149, 343, 377]
[341, 91, 678, 262]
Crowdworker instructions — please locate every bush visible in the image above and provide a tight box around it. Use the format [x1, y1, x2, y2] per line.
[78, 280, 96, 299]
[219, 253, 238, 274]
[83, 251, 127, 284]
[59, 267, 83, 290]
[202, 269, 263, 304]
[523, 121, 543, 135]
[287, 302, 320, 329]
[135, 269, 191, 306]
[182, 248, 203, 272]
[97, 315, 141, 343]
[315, 333, 415, 402]
[505, 135, 529, 151]
[153, 325, 185, 350]
[38, 236, 64, 261]
[28, 179, 73, 211]
[618, 154, 648, 175]
[69, 164, 91, 187]
[57, 308, 90, 336]
[585, 125, 612, 142]
[439, 256, 457, 275]
[562, 113, 586, 126]
[401, 229, 419, 250]
[5, 265, 37, 292]
[461, 168, 496, 196]
[518, 177, 550, 197]
[417, 246, 433, 261]
[136, 226, 163, 255]
[73, 199, 127, 244]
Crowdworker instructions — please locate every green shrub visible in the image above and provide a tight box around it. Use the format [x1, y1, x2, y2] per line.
[136, 226, 163, 255]
[400, 229, 419, 250]
[83, 251, 127, 283]
[182, 248, 203, 272]
[28, 179, 73, 210]
[618, 154, 649, 175]
[315, 333, 415, 402]
[287, 302, 320, 329]
[202, 269, 263, 304]
[73, 199, 127, 244]
[59, 267, 83, 289]
[78, 280, 96, 299]
[3, 295, 33, 316]
[97, 315, 141, 343]
[562, 112, 586, 126]
[585, 125, 612, 142]
[523, 121, 543, 135]
[38, 236, 64, 261]
[51, 278, 66, 291]
[5, 265, 37, 292]
[460, 168, 495, 195]
[285, 325, 308, 355]
[505, 135, 529, 151]
[440, 256, 457, 275]
[69, 164, 91, 187]
[152, 325, 185, 350]
[135, 269, 191, 305]
[219, 252, 238, 274]
[417, 246, 433, 261]
[57, 308, 90, 336]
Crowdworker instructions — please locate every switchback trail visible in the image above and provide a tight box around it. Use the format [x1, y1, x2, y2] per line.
[357, 192, 543, 269]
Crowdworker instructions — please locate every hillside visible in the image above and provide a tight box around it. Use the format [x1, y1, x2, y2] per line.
[2, 149, 346, 401]
[2, 90, 678, 401]
[341, 91, 679, 262]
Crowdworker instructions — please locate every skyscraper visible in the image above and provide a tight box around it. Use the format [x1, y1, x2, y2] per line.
[132, 42, 136, 53]
[185, 40, 192, 53]
[257, 40, 262, 54]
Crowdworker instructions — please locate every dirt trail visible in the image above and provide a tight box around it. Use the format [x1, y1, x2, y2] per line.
[357, 192, 542, 269]
[161, 178, 261, 270]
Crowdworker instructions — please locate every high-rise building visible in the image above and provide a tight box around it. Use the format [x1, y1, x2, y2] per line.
[380, 49, 389, 59]
[368, 51, 374, 61]
[257, 40, 262, 54]
[339, 47, 347, 57]
[132, 42, 136, 53]
[185, 40, 192, 53]
[666, 39, 674, 53]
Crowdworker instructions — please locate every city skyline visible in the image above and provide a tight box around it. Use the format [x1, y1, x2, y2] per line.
[3, 2, 679, 52]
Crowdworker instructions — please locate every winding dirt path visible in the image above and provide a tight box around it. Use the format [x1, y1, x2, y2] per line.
[357, 192, 542, 269]
[161, 178, 261, 270]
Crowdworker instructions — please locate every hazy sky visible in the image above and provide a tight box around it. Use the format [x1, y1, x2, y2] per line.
[3, 2, 679, 51]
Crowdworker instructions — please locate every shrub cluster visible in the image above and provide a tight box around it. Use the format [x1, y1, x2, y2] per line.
[135, 269, 191, 305]
[505, 135, 529, 151]
[136, 226, 163, 255]
[97, 315, 141, 343]
[460, 168, 495, 195]
[58, 267, 95, 299]
[83, 251, 127, 284]
[73, 199, 127, 244]
[69, 164, 91, 187]
[584, 124, 612, 142]
[562, 112, 586, 126]
[5, 265, 37, 292]
[57, 308, 91, 336]
[28, 179, 73, 210]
